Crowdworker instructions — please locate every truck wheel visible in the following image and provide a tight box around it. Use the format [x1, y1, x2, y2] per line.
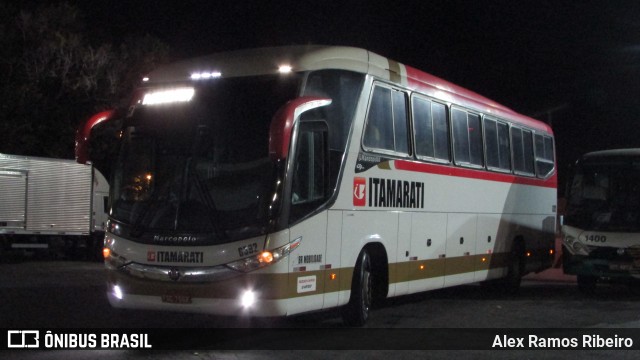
[342, 249, 372, 326]
[577, 275, 597, 293]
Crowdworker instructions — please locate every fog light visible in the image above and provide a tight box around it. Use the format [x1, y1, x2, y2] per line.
[113, 285, 123, 300]
[241, 290, 256, 308]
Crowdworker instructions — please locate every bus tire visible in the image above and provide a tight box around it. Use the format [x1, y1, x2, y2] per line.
[342, 249, 372, 327]
[577, 275, 597, 293]
[627, 280, 640, 295]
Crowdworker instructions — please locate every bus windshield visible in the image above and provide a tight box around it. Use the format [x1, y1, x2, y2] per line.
[111, 75, 302, 243]
[566, 156, 640, 231]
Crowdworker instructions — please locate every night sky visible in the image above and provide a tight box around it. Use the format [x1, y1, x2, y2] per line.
[78, 0, 640, 193]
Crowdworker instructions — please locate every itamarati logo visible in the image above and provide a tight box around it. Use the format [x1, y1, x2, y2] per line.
[352, 176, 425, 209]
[353, 177, 366, 206]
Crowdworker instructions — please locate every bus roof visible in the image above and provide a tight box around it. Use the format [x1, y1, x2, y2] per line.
[144, 45, 551, 133]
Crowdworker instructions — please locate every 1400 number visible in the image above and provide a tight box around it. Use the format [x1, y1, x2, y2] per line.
[584, 234, 607, 243]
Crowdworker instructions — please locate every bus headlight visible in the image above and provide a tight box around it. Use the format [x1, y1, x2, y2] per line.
[226, 237, 301, 273]
[104, 248, 130, 269]
[564, 235, 591, 256]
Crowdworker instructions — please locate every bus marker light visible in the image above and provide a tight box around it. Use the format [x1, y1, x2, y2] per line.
[190, 71, 222, 80]
[481, 257, 487, 262]
[103, 247, 111, 259]
[278, 65, 292, 73]
[549, 249, 555, 255]
[227, 238, 302, 273]
[259, 251, 274, 264]
[142, 87, 195, 105]
[330, 273, 337, 281]
[526, 251, 532, 257]
[419, 264, 425, 270]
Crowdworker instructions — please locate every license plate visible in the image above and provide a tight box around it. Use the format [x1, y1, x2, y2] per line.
[161, 293, 192, 304]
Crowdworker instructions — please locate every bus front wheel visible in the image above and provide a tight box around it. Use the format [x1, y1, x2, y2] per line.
[342, 249, 372, 327]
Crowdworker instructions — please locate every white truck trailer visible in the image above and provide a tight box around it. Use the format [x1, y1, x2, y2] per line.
[0, 153, 109, 260]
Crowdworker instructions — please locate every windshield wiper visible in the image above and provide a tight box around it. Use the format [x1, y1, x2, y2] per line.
[190, 164, 226, 240]
[184, 125, 226, 240]
[129, 200, 164, 237]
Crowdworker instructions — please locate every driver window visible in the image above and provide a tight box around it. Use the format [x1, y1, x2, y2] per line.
[290, 121, 329, 223]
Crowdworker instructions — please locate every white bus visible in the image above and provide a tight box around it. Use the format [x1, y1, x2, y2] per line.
[562, 149, 640, 292]
[92, 46, 557, 325]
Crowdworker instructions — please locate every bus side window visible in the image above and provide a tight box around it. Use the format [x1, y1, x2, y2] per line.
[511, 127, 535, 176]
[413, 97, 450, 162]
[432, 102, 450, 161]
[363, 85, 409, 155]
[413, 97, 435, 158]
[534, 134, 555, 178]
[485, 118, 511, 171]
[452, 108, 483, 167]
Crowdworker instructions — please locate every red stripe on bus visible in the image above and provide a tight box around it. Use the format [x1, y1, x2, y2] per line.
[403, 65, 553, 134]
[393, 160, 557, 189]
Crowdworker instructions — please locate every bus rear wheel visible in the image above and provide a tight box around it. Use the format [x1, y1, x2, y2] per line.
[500, 241, 525, 294]
[342, 249, 372, 327]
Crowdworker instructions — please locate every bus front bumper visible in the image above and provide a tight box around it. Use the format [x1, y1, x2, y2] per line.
[106, 266, 291, 317]
[563, 252, 640, 280]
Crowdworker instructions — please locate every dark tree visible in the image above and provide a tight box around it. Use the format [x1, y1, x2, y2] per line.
[0, 1, 169, 161]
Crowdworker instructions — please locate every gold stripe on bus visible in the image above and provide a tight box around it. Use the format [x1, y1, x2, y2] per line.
[377, 161, 392, 170]
[388, 59, 402, 84]
[389, 258, 446, 282]
[388, 252, 511, 283]
[444, 255, 477, 275]
[108, 252, 512, 300]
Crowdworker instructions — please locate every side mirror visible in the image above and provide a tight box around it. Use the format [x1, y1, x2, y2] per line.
[269, 97, 331, 160]
[75, 110, 114, 164]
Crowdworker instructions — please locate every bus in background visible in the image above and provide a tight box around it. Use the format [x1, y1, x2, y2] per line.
[562, 149, 640, 292]
[88, 46, 557, 325]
